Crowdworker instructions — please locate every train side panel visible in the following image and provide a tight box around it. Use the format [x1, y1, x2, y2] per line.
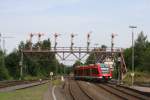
[74, 63, 112, 82]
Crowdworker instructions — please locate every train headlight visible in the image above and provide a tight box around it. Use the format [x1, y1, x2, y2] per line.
[99, 76, 102, 78]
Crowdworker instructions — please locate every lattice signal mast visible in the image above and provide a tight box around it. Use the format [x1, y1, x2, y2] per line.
[28, 33, 44, 51]
[0, 33, 14, 52]
[54, 33, 61, 51]
[70, 33, 77, 52]
[111, 33, 118, 52]
[87, 31, 92, 52]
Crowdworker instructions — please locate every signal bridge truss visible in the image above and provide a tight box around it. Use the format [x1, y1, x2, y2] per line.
[23, 47, 121, 61]
[22, 33, 127, 81]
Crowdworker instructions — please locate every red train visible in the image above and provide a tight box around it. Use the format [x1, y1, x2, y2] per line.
[74, 63, 112, 82]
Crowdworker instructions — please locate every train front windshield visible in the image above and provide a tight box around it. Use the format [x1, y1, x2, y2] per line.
[100, 64, 109, 74]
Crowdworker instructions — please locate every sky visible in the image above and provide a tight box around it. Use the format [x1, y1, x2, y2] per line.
[0, 0, 150, 55]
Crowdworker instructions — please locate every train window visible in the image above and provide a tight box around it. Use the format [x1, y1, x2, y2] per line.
[81, 70, 83, 75]
[84, 69, 87, 75]
[82, 70, 84, 75]
[87, 69, 91, 75]
[86, 69, 90, 76]
[92, 68, 99, 74]
[82, 69, 89, 76]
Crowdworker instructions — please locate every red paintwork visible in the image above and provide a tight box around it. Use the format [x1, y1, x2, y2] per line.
[74, 63, 112, 81]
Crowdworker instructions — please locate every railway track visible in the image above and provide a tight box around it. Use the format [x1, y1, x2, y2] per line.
[69, 80, 94, 100]
[0, 80, 43, 89]
[96, 83, 149, 100]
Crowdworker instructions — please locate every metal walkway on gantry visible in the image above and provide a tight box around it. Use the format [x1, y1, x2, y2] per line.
[21, 33, 127, 81]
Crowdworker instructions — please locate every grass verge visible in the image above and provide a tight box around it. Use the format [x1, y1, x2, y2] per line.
[0, 83, 49, 100]
[123, 71, 150, 86]
[51, 79, 63, 86]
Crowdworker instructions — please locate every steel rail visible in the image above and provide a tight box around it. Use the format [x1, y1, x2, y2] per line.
[105, 83, 149, 100]
[69, 80, 94, 100]
[0, 80, 44, 89]
[97, 84, 127, 99]
[76, 81, 94, 100]
[68, 82, 76, 100]
[97, 83, 149, 100]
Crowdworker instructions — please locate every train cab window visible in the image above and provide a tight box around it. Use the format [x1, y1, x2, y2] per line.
[100, 64, 109, 74]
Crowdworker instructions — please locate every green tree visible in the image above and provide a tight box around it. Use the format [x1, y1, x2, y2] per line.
[141, 48, 150, 72]
[85, 44, 108, 64]
[124, 48, 132, 70]
[124, 31, 149, 71]
[0, 50, 10, 80]
[86, 52, 96, 64]
[41, 39, 51, 50]
[101, 45, 107, 49]
[73, 60, 83, 68]
[24, 39, 57, 76]
[134, 31, 148, 67]
[5, 39, 60, 79]
[5, 50, 20, 79]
